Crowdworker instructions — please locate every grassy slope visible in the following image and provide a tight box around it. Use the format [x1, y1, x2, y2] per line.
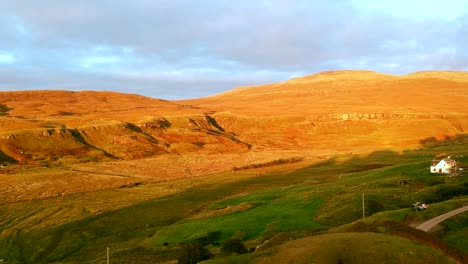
[253, 232, 458, 264]
[434, 211, 468, 254]
[0, 135, 467, 263]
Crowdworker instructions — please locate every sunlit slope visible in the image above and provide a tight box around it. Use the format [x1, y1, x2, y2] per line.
[185, 70, 468, 115]
[181, 70, 468, 151]
[0, 90, 196, 130]
[0, 70, 467, 165]
[0, 90, 249, 164]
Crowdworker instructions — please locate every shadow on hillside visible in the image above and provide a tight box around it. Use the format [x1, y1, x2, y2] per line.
[311, 134, 468, 171]
[0, 149, 17, 165]
[284, 134, 468, 222]
[2, 135, 467, 263]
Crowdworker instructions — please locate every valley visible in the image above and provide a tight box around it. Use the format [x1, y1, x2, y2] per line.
[0, 70, 467, 263]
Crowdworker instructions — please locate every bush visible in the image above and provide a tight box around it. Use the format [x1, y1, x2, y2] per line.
[366, 200, 385, 216]
[426, 184, 468, 203]
[191, 231, 222, 245]
[221, 238, 248, 255]
[177, 243, 212, 264]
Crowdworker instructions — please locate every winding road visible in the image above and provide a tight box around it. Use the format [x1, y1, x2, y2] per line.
[416, 205, 468, 232]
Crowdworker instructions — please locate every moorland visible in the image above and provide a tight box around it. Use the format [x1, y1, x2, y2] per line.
[0, 70, 467, 263]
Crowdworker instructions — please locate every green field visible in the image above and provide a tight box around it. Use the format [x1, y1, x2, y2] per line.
[0, 135, 467, 263]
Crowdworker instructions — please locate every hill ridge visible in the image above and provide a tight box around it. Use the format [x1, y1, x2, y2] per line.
[0, 69, 467, 166]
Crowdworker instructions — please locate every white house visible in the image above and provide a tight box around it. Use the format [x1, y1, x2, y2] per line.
[430, 157, 457, 174]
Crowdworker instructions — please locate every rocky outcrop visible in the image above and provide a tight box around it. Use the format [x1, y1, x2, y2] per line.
[0, 114, 251, 164]
[321, 113, 435, 121]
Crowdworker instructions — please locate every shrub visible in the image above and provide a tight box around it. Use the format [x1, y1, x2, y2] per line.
[425, 184, 468, 203]
[191, 231, 222, 245]
[428, 179, 445, 186]
[177, 243, 212, 264]
[366, 200, 385, 216]
[221, 238, 248, 255]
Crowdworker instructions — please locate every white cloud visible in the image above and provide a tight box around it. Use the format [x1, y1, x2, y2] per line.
[0, 0, 466, 99]
[0, 52, 16, 63]
[353, 0, 468, 20]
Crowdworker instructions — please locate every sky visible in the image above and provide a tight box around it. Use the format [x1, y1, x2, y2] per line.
[0, 0, 467, 99]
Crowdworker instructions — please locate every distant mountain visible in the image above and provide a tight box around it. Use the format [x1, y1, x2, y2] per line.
[0, 70, 467, 165]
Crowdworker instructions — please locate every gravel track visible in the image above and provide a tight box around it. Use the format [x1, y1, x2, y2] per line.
[416, 205, 468, 232]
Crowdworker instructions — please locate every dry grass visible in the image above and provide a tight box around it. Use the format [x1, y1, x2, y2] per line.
[0, 70, 467, 262]
[0, 149, 320, 205]
[1, 71, 467, 170]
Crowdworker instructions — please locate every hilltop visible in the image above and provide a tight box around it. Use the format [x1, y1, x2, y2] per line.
[180, 70, 468, 151]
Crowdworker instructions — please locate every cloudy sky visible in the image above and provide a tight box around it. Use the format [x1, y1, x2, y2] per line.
[1, 0, 467, 99]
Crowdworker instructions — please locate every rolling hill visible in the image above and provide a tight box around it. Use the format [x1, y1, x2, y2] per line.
[180, 70, 468, 151]
[1, 70, 467, 166]
[1, 70, 467, 204]
[0, 70, 467, 263]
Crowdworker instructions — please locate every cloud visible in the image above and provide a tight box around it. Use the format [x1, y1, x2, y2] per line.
[0, 0, 467, 99]
[0, 52, 16, 63]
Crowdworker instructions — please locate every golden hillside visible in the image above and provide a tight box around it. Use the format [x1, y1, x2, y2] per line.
[1, 70, 467, 164]
[0, 70, 467, 203]
[180, 70, 468, 151]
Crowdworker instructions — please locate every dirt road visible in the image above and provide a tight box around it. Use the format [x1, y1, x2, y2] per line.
[416, 205, 468, 232]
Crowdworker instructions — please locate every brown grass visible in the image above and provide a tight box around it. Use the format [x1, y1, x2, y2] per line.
[0, 70, 467, 206]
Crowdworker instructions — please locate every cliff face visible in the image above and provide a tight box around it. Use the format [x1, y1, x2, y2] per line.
[0, 70, 467, 165]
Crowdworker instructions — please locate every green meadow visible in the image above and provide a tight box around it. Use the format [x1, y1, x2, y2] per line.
[0, 135, 467, 263]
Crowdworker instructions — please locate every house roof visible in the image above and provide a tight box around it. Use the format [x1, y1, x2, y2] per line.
[431, 158, 456, 166]
[443, 158, 456, 164]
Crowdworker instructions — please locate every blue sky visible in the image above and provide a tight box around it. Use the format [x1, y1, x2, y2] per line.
[0, 0, 467, 99]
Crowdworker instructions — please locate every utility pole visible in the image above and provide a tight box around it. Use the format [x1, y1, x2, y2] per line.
[362, 193, 365, 219]
[107, 247, 110, 264]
